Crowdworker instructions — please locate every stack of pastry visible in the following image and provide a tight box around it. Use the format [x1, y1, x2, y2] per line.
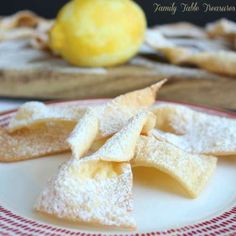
[1, 80, 236, 230]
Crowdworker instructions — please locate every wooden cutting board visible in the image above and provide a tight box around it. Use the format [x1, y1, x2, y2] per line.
[0, 39, 236, 110]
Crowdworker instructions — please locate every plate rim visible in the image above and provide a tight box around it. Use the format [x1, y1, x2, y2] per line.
[0, 99, 236, 118]
[0, 99, 236, 236]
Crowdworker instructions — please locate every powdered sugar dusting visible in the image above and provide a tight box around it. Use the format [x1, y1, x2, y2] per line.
[151, 104, 236, 155]
[8, 101, 87, 132]
[0, 122, 73, 162]
[96, 111, 155, 162]
[96, 80, 165, 138]
[35, 157, 136, 229]
[132, 135, 217, 198]
[68, 109, 99, 159]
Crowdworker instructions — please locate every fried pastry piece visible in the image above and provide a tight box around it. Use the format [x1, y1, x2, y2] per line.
[151, 104, 236, 155]
[0, 11, 43, 30]
[35, 157, 135, 229]
[0, 24, 52, 46]
[35, 108, 155, 228]
[95, 112, 156, 162]
[0, 11, 49, 42]
[183, 51, 236, 76]
[69, 111, 155, 160]
[8, 102, 87, 132]
[67, 80, 166, 158]
[0, 122, 74, 162]
[145, 30, 197, 64]
[146, 28, 236, 76]
[3, 81, 165, 162]
[68, 110, 99, 159]
[35, 117, 141, 229]
[30, 20, 54, 50]
[159, 47, 195, 65]
[206, 18, 236, 41]
[132, 135, 217, 198]
[146, 29, 228, 52]
[155, 22, 206, 39]
[0, 28, 35, 41]
[96, 79, 166, 138]
[9, 80, 165, 134]
[145, 30, 175, 48]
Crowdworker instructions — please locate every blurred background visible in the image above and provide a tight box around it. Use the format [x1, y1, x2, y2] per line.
[1, 0, 236, 111]
[1, 0, 236, 26]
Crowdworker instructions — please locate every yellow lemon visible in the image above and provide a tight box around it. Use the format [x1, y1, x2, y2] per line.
[49, 0, 146, 67]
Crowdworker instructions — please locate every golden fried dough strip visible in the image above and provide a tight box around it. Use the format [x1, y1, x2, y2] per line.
[0, 122, 74, 162]
[151, 104, 236, 155]
[132, 135, 217, 198]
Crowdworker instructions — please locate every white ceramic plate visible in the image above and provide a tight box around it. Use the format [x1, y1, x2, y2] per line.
[0, 100, 236, 236]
